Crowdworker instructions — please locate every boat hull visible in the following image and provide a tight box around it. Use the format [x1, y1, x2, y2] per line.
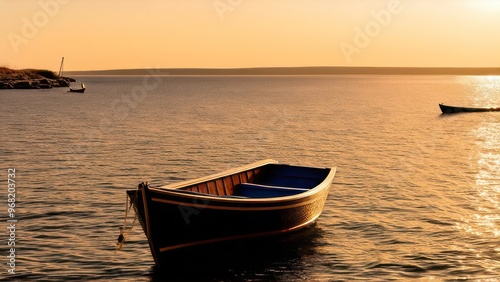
[69, 88, 85, 93]
[440, 103, 500, 114]
[126, 160, 335, 269]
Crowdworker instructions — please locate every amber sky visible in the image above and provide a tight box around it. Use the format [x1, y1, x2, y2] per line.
[2, 0, 500, 71]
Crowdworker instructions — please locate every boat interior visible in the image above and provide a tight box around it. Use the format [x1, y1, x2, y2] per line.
[178, 164, 330, 198]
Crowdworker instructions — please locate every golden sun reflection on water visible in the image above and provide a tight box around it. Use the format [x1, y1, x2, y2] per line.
[468, 76, 500, 107]
[457, 123, 500, 240]
[459, 77, 500, 241]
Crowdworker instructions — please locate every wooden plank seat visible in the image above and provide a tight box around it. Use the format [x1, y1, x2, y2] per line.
[252, 164, 329, 188]
[173, 182, 308, 199]
[233, 183, 309, 198]
[167, 189, 248, 198]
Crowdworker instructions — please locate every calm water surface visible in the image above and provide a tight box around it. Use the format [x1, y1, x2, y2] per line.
[0, 75, 499, 281]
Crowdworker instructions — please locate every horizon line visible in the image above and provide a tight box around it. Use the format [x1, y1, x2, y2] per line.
[64, 66, 500, 76]
[65, 65, 500, 71]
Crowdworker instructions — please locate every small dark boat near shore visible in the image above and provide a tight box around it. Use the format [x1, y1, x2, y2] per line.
[126, 159, 336, 269]
[59, 57, 85, 93]
[440, 103, 500, 114]
[69, 82, 85, 93]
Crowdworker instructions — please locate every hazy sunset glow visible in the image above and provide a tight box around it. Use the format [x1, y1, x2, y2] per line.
[2, 0, 500, 71]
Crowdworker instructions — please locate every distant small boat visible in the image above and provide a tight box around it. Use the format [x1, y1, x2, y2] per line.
[59, 57, 86, 93]
[126, 159, 336, 269]
[439, 103, 500, 114]
[69, 82, 85, 93]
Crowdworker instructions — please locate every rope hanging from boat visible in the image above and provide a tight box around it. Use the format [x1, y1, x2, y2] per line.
[116, 188, 139, 251]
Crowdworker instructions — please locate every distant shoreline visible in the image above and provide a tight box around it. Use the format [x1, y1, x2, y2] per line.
[65, 67, 500, 76]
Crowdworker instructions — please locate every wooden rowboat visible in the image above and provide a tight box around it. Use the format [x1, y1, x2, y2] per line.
[126, 159, 336, 269]
[439, 103, 500, 114]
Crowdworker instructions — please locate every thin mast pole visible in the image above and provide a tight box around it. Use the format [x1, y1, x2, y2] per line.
[58, 57, 64, 77]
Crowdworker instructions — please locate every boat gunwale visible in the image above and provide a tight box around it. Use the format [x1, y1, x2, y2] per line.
[145, 159, 336, 204]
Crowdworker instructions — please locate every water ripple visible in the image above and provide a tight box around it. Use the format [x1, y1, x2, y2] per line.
[1, 75, 499, 280]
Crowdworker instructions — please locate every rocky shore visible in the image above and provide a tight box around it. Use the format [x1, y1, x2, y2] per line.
[0, 67, 75, 90]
